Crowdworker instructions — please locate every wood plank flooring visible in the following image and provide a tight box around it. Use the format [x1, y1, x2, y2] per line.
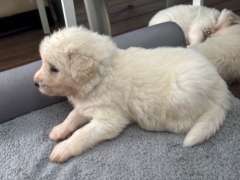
[0, 30, 44, 71]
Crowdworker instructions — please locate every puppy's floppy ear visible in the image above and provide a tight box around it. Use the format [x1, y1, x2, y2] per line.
[39, 35, 51, 57]
[66, 45, 96, 81]
[188, 25, 205, 45]
[217, 9, 240, 29]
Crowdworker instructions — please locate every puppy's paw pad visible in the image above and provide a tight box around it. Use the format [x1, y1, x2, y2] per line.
[49, 142, 72, 163]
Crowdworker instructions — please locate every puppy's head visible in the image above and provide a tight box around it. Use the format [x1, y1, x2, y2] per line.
[34, 26, 117, 97]
[188, 8, 220, 46]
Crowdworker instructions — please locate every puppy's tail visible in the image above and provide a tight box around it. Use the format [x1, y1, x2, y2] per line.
[183, 103, 229, 147]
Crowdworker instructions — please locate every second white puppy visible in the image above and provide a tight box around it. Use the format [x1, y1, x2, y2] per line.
[149, 5, 240, 46]
[34, 27, 230, 163]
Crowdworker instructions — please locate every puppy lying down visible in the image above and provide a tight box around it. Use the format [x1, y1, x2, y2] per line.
[149, 5, 240, 46]
[34, 27, 230, 163]
[192, 24, 240, 83]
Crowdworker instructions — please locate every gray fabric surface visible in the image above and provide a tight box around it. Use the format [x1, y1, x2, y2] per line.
[114, 22, 186, 49]
[1, 97, 240, 180]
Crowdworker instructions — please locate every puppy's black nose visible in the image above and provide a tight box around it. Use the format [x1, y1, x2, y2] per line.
[34, 82, 39, 87]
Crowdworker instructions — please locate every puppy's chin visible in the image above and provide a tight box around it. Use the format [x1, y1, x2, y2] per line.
[39, 86, 60, 97]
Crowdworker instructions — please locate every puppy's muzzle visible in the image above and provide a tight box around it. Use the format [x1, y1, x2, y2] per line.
[34, 70, 43, 88]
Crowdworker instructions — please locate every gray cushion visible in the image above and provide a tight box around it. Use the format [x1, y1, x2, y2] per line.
[0, 96, 239, 179]
[114, 22, 186, 49]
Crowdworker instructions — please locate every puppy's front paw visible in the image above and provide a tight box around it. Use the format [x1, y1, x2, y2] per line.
[49, 141, 73, 163]
[49, 123, 71, 141]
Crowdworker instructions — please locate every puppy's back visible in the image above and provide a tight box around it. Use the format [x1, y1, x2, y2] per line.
[112, 47, 217, 97]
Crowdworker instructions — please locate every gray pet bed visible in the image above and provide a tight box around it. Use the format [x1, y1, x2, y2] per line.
[1, 97, 240, 180]
[0, 23, 239, 179]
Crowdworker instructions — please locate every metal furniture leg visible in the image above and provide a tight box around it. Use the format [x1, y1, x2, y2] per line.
[83, 0, 111, 35]
[193, 0, 204, 6]
[61, 0, 77, 27]
[36, 0, 51, 34]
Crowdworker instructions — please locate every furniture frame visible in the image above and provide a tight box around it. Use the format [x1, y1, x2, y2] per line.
[37, 0, 204, 34]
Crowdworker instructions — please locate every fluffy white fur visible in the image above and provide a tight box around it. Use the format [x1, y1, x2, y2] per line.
[216, 9, 240, 29]
[149, 5, 240, 46]
[34, 27, 230, 163]
[192, 24, 240, 82]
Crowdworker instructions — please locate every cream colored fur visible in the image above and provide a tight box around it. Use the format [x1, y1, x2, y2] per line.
[149, 5, 239, 46]
[192, 24, 240, 82]
[34, 27, 231, 163]
[216, 9, 240, 29]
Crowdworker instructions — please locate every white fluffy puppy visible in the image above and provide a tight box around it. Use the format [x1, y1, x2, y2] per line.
[34, 27, 230, 163]
[192, 24, 240, 83]
[149, 5, 240, 46]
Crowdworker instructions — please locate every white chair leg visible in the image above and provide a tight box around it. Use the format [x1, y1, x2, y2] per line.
[61, 0, 77, 27]
[36, 0, 51, 34]
[193, 0, 204, 6]
[84, 0, 111, 35]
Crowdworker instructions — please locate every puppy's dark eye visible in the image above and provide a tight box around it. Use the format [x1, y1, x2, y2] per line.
[204, 30, 212, 37]
[206, 31, 211, 35]
[49, 64, 59, 73]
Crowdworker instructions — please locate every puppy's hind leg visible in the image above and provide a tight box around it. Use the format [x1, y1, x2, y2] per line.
[49, 108, 90, 141]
